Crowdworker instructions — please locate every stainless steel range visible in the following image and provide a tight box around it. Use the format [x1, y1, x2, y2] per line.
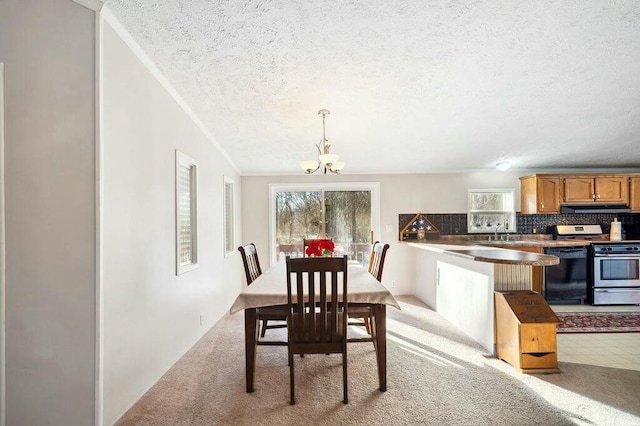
[588, 241, 640, 305]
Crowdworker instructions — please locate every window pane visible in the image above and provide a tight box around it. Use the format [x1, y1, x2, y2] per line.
[178, 163, 194, 265]
[275, 191, 322, 258]
[224, 178, 234, 254]
[176, 151, 198, 274]
[325, 191, 372, 265]
[470, 193, 505, 211]
[273, 188, 373, 266]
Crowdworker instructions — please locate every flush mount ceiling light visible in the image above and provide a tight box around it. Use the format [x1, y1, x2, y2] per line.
[300, 109, 344, 174]
[496, 161, 511, 171]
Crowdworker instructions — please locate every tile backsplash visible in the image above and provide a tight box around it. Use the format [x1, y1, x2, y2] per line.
[399, 212, 640, 238]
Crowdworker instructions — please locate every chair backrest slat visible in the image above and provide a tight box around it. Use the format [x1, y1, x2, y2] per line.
[368, 241, 390, 282]
[238, 243, 262, 285]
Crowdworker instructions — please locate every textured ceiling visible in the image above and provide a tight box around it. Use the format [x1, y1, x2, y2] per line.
[103, 0, 640, 175]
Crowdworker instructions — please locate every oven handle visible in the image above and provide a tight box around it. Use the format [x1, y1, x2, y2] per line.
[594, 289, 640, 293]
[594, 254, 640, 258]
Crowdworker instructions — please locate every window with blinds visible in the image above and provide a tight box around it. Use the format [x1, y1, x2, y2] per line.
[224, 176, 235, 255]
[176, 151, 198, 274]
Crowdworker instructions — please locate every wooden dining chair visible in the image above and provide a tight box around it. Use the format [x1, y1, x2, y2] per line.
[286, 255, 349, 405]
[238, 243, 288, 343]
[348, 241, 390, 343]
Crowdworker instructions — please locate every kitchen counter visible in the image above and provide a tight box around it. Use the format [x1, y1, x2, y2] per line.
[404, 241, 559, 265]
[404, 240, 560, 354]
[431, 235, 599, 249]
[442, 248, 559, 266]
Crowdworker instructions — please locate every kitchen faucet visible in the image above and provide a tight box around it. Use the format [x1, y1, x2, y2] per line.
[494, 224, 504, 241]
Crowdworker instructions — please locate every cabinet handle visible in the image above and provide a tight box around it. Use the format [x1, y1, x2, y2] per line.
[540, 202, 544, 210]
[592, 193, 596, 200]
[596, 192, 600, 199]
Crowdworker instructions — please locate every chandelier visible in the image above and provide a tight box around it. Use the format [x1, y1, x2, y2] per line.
[300, 109, 345, 174]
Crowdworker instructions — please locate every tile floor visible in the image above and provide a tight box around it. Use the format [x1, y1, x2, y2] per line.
[551, 304, 640, 372]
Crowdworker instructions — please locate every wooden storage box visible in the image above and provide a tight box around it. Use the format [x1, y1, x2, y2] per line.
[494, 291, 560, 374]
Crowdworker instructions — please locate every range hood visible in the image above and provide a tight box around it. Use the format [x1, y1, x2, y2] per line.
[560, 204, 632, 214]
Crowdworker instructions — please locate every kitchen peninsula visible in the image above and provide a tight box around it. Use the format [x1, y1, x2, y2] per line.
[404, 241, 559, 354]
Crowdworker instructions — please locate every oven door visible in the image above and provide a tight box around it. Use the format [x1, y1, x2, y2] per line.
[593, 256, 640, 287]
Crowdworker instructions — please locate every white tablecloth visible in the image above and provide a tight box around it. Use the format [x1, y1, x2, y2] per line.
[230, 260, 400, 314]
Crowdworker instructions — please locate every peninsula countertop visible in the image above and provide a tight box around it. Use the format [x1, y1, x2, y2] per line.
[436, 234, 602, 248]
[403, 241, 560, 266]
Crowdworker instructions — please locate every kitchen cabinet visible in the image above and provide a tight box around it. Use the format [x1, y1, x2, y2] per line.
[630, 177, 640, 212]
[563, 176, 628, 203]
[520, 175, 561, 214]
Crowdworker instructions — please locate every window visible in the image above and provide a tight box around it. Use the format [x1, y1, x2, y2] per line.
[467, 189, 515, 234]
[269, 182, 380, 266]
[224, 176, 235, 256]
[176, 151, 198, 274]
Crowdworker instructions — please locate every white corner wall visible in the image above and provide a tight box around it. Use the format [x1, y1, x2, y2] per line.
[100, 16, 243, 425]
[0, 0, 97, 424]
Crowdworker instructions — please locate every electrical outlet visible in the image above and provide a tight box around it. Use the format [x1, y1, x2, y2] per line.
[200, 312, 205, 326]
[391, 280, 396, 288]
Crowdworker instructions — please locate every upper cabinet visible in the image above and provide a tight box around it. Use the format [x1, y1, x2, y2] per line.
[563, 176, 628, 204]
[520, 174, 636, 214]
[631, 177, 640, 212]
[520, 175, 561, 214]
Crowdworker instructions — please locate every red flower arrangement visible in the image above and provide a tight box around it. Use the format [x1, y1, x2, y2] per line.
[305, 239, 335, 257]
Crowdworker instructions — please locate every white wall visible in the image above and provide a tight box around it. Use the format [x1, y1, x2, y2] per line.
[241, 172, 525, 296]
[0, 1, 97, 424]
[101, 15, 243, 426]
[0, 61, 6, 426]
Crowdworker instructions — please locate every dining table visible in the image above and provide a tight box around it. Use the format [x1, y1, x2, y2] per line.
[229, 259, 401, 393]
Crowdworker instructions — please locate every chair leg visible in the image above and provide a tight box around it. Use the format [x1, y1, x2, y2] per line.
[364, 315, 371, 335]
[342, 349, 348, 404]
[289, 349, 295, 405]
[370, 314, 377, 351]
[260, 319, 268, 337]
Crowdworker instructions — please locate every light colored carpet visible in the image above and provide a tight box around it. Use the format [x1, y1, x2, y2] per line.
[115, 296, 640, 426]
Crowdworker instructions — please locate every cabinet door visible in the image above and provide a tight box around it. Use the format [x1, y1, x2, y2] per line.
[564, 178, 595, 203]
[630, 177, 640, 211]
[595, 176, 628, 203]
[537, 177, 561, 213]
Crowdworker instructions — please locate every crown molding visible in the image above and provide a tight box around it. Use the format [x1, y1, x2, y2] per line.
[99, 6, 241, 175]
[71, 0, 104, 12]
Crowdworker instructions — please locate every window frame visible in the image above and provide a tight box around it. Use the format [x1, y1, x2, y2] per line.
[223, 175, 235, 257]
[175, 150, 199, 275]
[467, 188, 516, 234]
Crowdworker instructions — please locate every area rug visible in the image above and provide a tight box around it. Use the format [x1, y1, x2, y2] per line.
[556, 312, 640, 334]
